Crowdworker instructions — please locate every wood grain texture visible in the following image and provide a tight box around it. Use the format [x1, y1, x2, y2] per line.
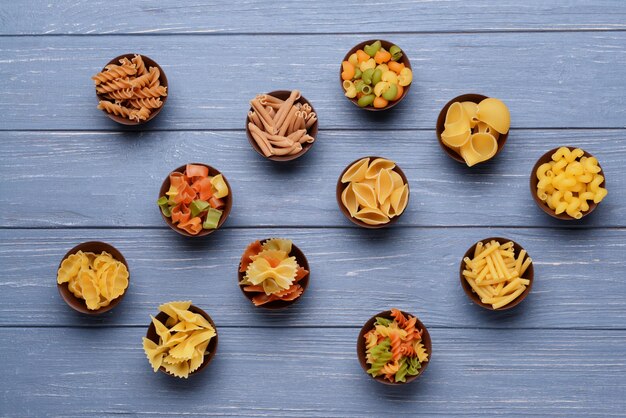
[2, 228, 625, 329]
[1, 327, 625, 417]
[1, 32, 626, 130]
[1, 0, 625, 35]
[1, 130, 623, 228]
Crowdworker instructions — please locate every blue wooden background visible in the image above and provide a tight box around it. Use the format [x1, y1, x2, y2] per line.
[1, 1, 626, 416]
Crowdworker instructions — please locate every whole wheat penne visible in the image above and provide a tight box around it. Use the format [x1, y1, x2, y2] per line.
[278, 105, 299, 137]
[248, 111, 263, 129]
[266, 105, 276, 119]
[273, 142, 302, 156]
[273, 90, 300, 129]
[250, 99, 275, 133]
[287, 129, 306, 143]
[305, 114, 317, 130]
[299, 134, 315, 144]
[268, 135, 294, 148]
[247, 122, 273, 157]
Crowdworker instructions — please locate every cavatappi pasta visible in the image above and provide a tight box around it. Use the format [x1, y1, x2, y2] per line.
[440, 97, 510, 166]
[247, 90, 317, 158]
[340, 157, 408, 225]
[57, 250, 129, 310]
[142, 301, 216, 378]
[535, 147, 607, 219]
[462, 240, 532, 309]
[363, 309, 428, 383]
[92, 54, 167, 122]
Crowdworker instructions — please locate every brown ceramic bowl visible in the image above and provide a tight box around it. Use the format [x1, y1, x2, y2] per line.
[460, 237, 533, 311]
[530, 146, 605, 220]
[356, 310, 432, 385]
[145, 304, 218, 378]
[336, 156, 410, 229]
[95, 53, 168, 126]
[57, 241, 129, 315]
[340, 40, 412, 111]
[436, 93, 509, 165]
[237, 239, 310, 310]
[245, 90, 318, 162]
[158, 163, 232, 238]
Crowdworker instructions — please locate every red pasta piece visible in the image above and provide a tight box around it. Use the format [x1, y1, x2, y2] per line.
[294, 267, 309, 282]
[389, 332, 402, 361]
[276, 285, 303, 301]
[243, 285, 264, 292]
[171, 203, 191, 224]
[178, 216, 203, 235]
[186, 164, 209, 178]
[399, 342, 418, 358]
[273, 284, 301, 298]
[252, 293, 279, 306]
[209, 196, 225, 209]
[390, 308, 408, 328]
[403, 315, 417, 342]
[191, 177, 214, 201]
[239, 240, 263, 272]
[169, 172, 186, 189]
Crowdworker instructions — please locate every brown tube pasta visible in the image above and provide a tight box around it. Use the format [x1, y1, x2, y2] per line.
[247, 122, 273, 157]
[250, 99, 276, 133]
[248, 111, 263, 129]
[278, 106, 299, 137]
[273, 90, 301, 129]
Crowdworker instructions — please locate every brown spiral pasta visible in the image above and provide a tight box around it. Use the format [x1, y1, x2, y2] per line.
[131, 67, 158, 89]
[92, 62, 137, 86]
[97, 101, 137, 119]
[132, 85, 168, 99]
[128, 98, 163, 109]
[96, 78, 133, 94]
[148, 67, 160, 88]
[104, 88, 134, 101]
[131, 54, 147, 77]
[132, 107, 151, 122]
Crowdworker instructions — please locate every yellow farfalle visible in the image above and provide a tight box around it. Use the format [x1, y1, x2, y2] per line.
[243, 249, 298, 294]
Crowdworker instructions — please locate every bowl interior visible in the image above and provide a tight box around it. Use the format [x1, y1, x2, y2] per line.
[356, 310, 432, 385]
[158, 163, 232, 237]
[145, 305, 218, 377]
[238, 239, 310, 310]
[96, 53, 168, 126]
[529, 146, 605, 220]
[340, 40, 412, 111]
[57, 241, 129, 315]
[335, 156, 410, 229]
[459, 237, 534, 311]
[245, 90, 318, 162]
[435, 93, 508, 164]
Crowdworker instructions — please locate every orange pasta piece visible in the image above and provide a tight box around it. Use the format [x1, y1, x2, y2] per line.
[191, 177, 214, 201]
[171, 203, 191, 224]
[341, 61, 355, 81]
[209, 196, 225, 209]
[294, 267, 309, 282]
[169, 172, 186, 189]
[239, 240, 263, 272]
[252, 293, 279, 306]
[388, 61, 405, 74]
[243, 285, 264, 292]
[356, 49, 370, 63]
[178, 216, 202, 235]
[373, 97, 388, 109]
[392, 84, 404, 101]
[185, 164, 209, 178]
[374, 50, 391, 64]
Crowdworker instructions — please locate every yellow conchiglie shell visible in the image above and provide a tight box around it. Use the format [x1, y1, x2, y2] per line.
[341, 183, 359, 217]
[376, 168, 394, 204]
[341, 158, 370, 183]
[444, 102, 465, 126]
[460, 133, 498, 167]
[476, 97, 510, 134]
[441, 128, 470, 149]
[354, 207, 390, 225]
[389, 170, 404, 190]
[365, 158, 395, 179]
[352, 182, 377, 208]
[475, 121, 499, 140]
[461, 101, 479, 128]
[390, 184, 409, 215]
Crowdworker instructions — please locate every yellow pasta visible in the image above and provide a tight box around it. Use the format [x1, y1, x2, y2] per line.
[462, 240, 531, 309]
[535, 147, 607, 218]
[57, 250, 128, 310]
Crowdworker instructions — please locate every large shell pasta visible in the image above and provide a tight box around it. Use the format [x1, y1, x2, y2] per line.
[340, 158, 409, 226]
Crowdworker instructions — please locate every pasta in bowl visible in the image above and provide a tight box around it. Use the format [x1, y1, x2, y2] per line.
[56, 241, 129, 315]
[356, 309, 431, 385]
[336, 156, 410, 228]
[530, 146, 607, 220]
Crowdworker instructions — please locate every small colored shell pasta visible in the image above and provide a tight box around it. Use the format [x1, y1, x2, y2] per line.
[341, 40, 412, 109]
[57, 250, 129, 310]
[239, 238, 309, 307]
[158, 164, 230, 235]
[535, 147, 607, 219]
[340, 157, 409, 226]
[440, 97, 510, 166]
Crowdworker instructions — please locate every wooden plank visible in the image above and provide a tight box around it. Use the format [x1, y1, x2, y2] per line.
[1, 228, 625, 329]
[1, 129, 623, 228]
[1, 327, 624, 417]
[1, 1, 625, 35]
[1, 33, 626, 130]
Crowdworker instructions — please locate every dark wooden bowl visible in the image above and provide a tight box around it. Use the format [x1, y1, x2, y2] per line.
[158, 163, 232, 237]
[336, 156, 410, 229]
[436, 93, 509, 165]
[95, 53, 168, 126]
[340, 40, 412, 111]
[145, 304, 218, 378]
[245, 90, 318, 162]
[356, 310, 431, 385]
[57, 241, 129, 315]
[238, 239, 310, 310]
[530, 146, 605, 220]
[460, 237, 533, 311]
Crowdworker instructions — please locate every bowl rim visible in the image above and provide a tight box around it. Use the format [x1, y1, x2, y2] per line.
[336, 156, 410, 229]
[435, 93, 509, 165]
[340, 39, 412, 111]
[237, 238, 310, 310]
[529, 146, 605, 220]
[95, 53, 168, 126]
[158, 163, 233, 238]
[356, 309, 432, 385]
[145, 304, 218, 377]
[245, 90, 318, 162]
[459, 237, 534, 311]
[56, 241, 129, 315]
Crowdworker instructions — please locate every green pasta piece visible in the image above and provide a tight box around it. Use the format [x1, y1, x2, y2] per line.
[357, 94, 375, 107]
[395, 358, 409, 383]
[375, 317, 392, 327]
[364, 40, 382, 57]
[361, 68, 375, 85]
[202, 208, 223, 230]
[406, 357, 421, 375]
[157, 196, 172, 217]
[371, 68, 383, 86]
[360, 85, 372, 95]
[366, 339, 392, 376]
[190, 200, 211, 218]
[382, 83, 398, 101]
[389, 45, 403, 61]
[353, 68, 362, 80]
